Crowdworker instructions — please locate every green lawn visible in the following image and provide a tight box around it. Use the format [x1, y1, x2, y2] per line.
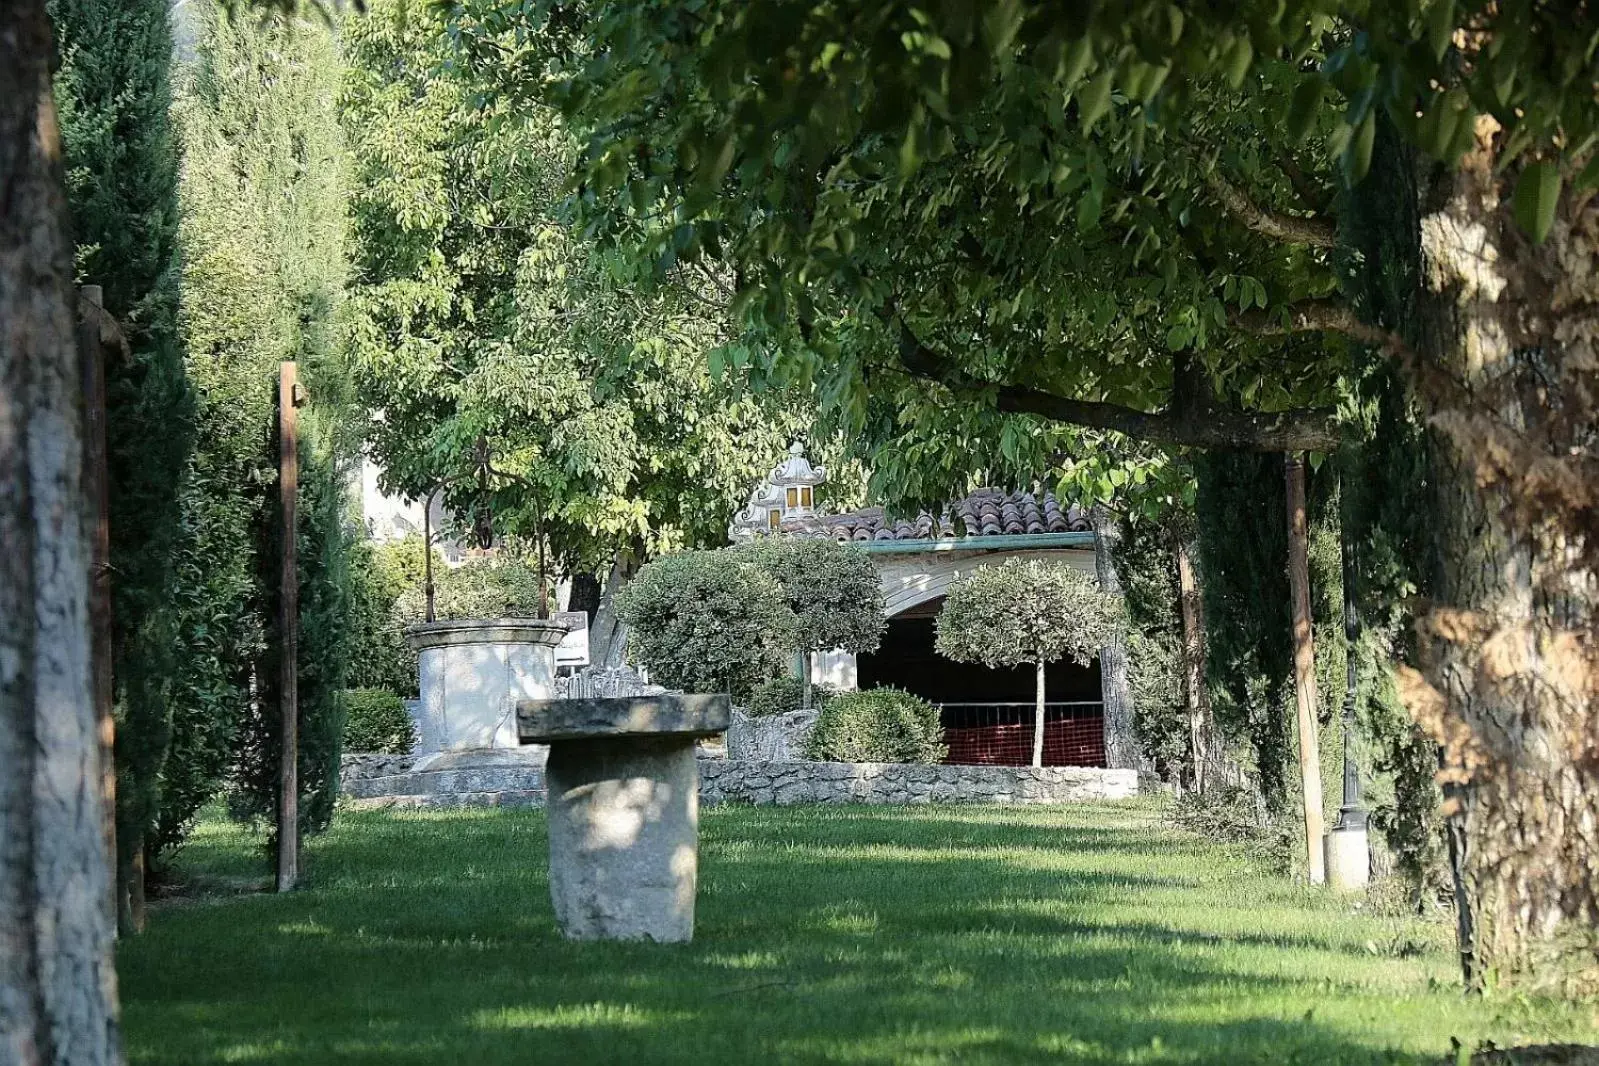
[119, 800, 1594, 1065]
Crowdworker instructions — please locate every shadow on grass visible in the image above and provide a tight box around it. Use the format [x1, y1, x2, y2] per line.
[116, 804, 1571, 1066]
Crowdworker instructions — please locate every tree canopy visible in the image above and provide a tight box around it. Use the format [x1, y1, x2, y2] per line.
[936, 558, 1120, 671]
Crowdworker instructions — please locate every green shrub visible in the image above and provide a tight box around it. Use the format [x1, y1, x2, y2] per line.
[393, 556, 548, 623]
[804, 687, 946, 764]
[616, 550, 798, 699]
[342, 688, 416, 754]
[748, 674, 836, 717]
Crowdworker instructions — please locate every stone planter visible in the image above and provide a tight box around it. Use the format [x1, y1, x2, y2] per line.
[405, 618, 569, 753]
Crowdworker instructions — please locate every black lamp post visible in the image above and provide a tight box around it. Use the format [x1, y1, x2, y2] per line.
[1337, 529, 1366, 831]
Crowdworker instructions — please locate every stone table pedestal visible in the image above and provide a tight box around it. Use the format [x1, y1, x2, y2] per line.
[518, 694, 729, 942]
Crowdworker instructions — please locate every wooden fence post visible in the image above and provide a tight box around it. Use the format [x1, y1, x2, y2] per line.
[276, 362, 302, 892]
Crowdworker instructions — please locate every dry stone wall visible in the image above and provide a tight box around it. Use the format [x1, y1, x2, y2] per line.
[699, 759, 1138, 806]
[342, 752, 1141, 808]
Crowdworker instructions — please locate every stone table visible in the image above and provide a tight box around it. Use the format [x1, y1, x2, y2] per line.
[517, 693, 729, 942]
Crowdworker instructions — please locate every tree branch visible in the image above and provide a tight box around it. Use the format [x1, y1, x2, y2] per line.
[1204, 170, 1338, 248]
[1233, 299, 1413, 359]
[892, 322, 1343, 452]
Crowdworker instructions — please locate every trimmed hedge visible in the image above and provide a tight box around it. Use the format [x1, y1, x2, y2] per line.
[804, 687, 946, 765]
[342, 688, 416, 755]
[748, 674, 836, 717]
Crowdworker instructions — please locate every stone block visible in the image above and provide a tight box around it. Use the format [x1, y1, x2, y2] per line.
[545, 737, 700, 942]
[519, 694, 730, 743]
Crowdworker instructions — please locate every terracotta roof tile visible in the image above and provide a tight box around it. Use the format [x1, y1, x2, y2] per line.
[776, 488, 1091, 543]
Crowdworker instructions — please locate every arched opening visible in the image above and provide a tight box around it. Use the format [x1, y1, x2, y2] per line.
[855, 597, 1105, 767]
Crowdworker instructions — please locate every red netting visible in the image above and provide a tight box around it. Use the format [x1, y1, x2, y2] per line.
[942, 709, 1105, 768]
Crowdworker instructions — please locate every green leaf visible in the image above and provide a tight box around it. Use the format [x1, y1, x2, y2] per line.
[1343, 113, 1376, 184]
[1060, 35, 1094, 86]
[1077, 70, 1114, 132]
[1513, 161, 1562, 244]
[1225, 35, 1254, 89]
[1286, 78, 1323, 144]
[1427, 0, 1456, 61]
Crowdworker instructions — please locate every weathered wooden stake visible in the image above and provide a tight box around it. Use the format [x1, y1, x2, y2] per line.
[77, 285, 119, 929]
[277, 362, 302, 892]
[1284, 454, 1326, 885]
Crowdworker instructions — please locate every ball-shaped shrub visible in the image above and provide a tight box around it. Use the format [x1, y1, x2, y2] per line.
[804, 687, 947, 765]
[615, 550, 799, 700]
[342, 688, 417, 754]
[747, 674, 836, 717]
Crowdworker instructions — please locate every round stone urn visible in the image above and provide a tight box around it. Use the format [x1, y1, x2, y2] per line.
[405, 618, 570, 753]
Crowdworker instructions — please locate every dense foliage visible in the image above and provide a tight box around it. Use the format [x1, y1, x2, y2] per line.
[342, 688, 417, 755]
[167, 1, 356, 850]
[804, 687, 946, 765]
[738, 539, 886, 658]
[747, 674, 835, 718]
[49, 0, 194, 919]
[616, 550, 799, 699]
[393, 555, 549, 624]
[342, 538, 426, 697]
[340, 0, 808, 586]
[936, 559, 1119, 673]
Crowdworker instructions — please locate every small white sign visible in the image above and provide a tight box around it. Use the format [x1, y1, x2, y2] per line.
[554, 611, 590, 668]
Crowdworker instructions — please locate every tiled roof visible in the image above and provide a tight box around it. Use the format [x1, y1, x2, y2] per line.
[777, 489, 1091, 544]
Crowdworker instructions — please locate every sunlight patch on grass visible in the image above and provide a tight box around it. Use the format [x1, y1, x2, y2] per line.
[470, 1002, 690, 1032]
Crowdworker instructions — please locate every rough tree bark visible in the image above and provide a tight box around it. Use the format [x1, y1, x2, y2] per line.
[1285, 455, 1327, 886]
[1174, 536, 1219, 795]
[1091, 505, 1141, 770]
[1397, 116, 1599, 993]
[0, 4, 124, 1060]
[589, 550, 639, 669]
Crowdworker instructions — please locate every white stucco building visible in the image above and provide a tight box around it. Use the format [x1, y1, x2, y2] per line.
[731, 446, 1122, 768]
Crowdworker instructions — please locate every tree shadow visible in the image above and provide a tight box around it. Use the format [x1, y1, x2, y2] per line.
[116, 804, 1554, 1065]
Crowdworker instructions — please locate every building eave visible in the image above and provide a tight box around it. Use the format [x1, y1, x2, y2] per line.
[856, 532, 1097, 554]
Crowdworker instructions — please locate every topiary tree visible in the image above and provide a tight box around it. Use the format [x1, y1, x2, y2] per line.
[804, 687, 946, 765]
[615, 549, 799, 700]
[748, 674, 837, 718]
[935, 559, 1120, 768]
[738, 537, 885, 708]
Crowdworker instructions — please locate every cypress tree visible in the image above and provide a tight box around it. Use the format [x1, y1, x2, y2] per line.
[50, 0, 195, 925]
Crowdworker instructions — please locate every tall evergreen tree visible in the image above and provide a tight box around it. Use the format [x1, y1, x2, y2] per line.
[50, 0, 195, 928]
[167, 0, 355, 854]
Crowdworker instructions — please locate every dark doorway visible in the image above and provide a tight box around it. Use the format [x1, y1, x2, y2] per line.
[856, 601, 1106, 767]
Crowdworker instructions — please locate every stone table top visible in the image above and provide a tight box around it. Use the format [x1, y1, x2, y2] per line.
[517, 694, 730, 743]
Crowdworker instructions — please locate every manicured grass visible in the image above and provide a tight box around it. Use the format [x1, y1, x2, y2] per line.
[120, 800, 1594, 1065]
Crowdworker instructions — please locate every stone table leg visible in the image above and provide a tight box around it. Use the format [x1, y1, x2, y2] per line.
[544, 737, 700, 942]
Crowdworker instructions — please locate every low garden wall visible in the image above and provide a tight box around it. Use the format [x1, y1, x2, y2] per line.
[341, 752, 1140, 807]
[699, 759, 1138, 806]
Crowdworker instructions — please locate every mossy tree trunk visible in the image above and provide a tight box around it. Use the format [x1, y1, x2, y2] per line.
[0, 3, 123, 1060]
[1398, 119, 1599, 992]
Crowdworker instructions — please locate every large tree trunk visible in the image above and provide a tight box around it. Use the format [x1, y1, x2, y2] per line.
[1175, 536, 1219, 794]
[589, 550, 638, 669]
[0, 4, 124, 1060]
[1285, 455, 1327, 886]
[1397, 117, 1599, 993]
[1091, 506, 1141, 770]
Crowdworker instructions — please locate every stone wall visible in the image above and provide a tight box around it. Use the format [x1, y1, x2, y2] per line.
[341, 752, 417, 784]
[341, 752, 1141, 808]
[698, 759, 1138, 806]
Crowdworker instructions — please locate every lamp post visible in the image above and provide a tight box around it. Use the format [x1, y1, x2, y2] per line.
[1326, 525, 1370, 891]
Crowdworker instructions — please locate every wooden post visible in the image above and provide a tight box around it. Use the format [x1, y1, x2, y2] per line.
[77, 285, 118, 929]
[276, 362, 302, 892]
[1284, 454, 1326, 885]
